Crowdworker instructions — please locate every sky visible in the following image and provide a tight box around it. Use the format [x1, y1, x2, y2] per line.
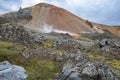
[0, 0, 120, 26]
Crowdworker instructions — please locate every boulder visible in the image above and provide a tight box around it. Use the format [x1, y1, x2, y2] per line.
[58, 61, 119, 80]
[0, 61, 28, 80]
[82, 62, 119, 80]
[56, 54, 64, 62]
[96, 39, 120, 53]
[82, 62, 98, 78]
[57, 51, 119, 80]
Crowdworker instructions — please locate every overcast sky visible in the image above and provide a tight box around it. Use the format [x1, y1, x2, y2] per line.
[0, 0, 120, 26]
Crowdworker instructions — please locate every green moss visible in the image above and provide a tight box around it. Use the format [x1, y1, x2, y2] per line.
[89, 54, 120, 70]
[0, 41, 13, 48]
[0, 41, 25, 62]
[43, 40, 53, 48]
[0, 40, 63, 80]
[88, 54, 105, 61]
[23, 59, 60, 80]
[44, 42, 52, 48]
[106, 59, 120, 70]
[0, 41, 17, 55]
[52, 50, 65, 54]
[0, 41, 60, 80]
[88, 54, 94, 59]
[88, 53, 120, 76]
[0, 48, 18, 55]
[105, 59, 120, 76]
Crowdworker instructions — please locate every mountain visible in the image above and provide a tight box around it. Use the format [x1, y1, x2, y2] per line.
[0, 3, 120, 38]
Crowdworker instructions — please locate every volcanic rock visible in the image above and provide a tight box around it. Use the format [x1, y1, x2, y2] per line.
[0, 61, 28, 80]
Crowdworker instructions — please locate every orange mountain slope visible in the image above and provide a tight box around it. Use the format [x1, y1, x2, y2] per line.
[26, 3, 104, 33]
[1, 3, 120, 37]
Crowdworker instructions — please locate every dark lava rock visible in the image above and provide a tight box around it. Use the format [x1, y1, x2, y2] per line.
[95, 39, 120, 53]
[3, 8, 32, 24]
[82, 62, 118, 80]
[0, 23, 46, 45]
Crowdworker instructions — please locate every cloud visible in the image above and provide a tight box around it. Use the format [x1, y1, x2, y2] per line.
[63, 0, 120, 25]
[21, 0, 45, 8]
[20, 0, 62, 8]
[0, 0, 22, 14]
[0, 0, 120, 25]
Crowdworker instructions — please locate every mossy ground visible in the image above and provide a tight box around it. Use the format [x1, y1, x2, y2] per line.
[0, 41, 61, 80]
[0, 41, 18, 55]
[83, 47, 120, 76]
[25, 59, 60, 80]
[1, 39, 119, 79]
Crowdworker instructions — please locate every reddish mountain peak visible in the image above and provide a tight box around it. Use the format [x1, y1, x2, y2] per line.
[1, 3, 120, 37]
[35, 2, 51, 6]
[26, 3, 101, 34]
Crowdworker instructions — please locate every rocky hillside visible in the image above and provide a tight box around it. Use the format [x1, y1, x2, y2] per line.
[0, 22, 120, 80]
[0, 2, 120, 80]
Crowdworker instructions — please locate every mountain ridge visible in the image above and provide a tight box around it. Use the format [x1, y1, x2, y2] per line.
[0, 3, 120, 37]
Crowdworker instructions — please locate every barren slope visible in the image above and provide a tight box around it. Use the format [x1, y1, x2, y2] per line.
[26, 3, 104, 34]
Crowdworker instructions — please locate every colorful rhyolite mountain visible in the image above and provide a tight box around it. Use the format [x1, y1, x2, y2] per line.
[0, 3, 120, 38]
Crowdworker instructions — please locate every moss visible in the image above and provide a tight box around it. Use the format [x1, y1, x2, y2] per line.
[88, 53, 120, 76]
[88, 54, 105, 61]
[88, 54, 94, 59]
[44, 42, 52, 48]
[11, 58, 60, 80]
[52, 50, 65, 55]
[0, 41, 13, 48]
[43, 40, 53, 48]
[0, 41, 17, 56]
[0, 41, 25, 62]
[0, 48, 18, 55]
[25, 59, 60, 80]
[106, 59, 120, 70]
[105, 59, 120, 76]
[0, 41, 61, 80]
